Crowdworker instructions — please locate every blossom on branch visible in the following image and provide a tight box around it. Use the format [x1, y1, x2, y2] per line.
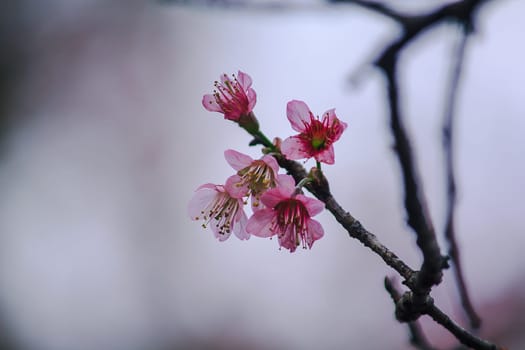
[281, 100, 347, 164]
[224, 149, 288, 209]
[202, 70, 257, 123]
[246, 175, 325, 252]
[188, 182, 249, 241]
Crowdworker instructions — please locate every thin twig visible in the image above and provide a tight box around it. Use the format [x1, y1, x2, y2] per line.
[426, 305, 498, 350]
[384, 277, 435, 350]
[442, 24, 481, 329]
[329, 0, 406, 22]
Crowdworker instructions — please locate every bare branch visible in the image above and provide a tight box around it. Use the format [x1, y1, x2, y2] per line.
[380, 63, 445, 295]
[329, 0, 406, 22]
[442, 24, 482, 329]
[426, 304, 499, 350]
[272, 155, 502, 350]
[384, 277, 435, 350]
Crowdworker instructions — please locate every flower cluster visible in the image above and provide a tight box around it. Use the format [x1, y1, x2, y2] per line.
[189, 71, 347, 252]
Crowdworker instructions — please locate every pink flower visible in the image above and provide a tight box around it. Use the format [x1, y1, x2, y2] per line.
[224, 149, 288, 209]
[202, 71, 257, 122]
[188, 182, 249, 241]
[281, 100, 347, 165]
[246, 175, 325, 252]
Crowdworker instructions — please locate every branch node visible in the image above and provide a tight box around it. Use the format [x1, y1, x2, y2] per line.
[395, 292, 433, 323]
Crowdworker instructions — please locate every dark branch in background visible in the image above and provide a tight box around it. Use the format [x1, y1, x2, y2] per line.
[442, 23, 482, 330]
[331, 0, 406, 21]
[381, 64, 445, 296]
[384, 277, 435, 350]
[329, 0, 491, 345]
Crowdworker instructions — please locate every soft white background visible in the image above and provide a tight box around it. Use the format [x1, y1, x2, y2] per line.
[0, 1, 524, 349]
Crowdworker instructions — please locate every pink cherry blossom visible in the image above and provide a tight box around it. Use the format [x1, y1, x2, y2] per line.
[281, 100, 347, 165]
[202, 71, 257, 122]
[188, 182, 249, 241]
[246, 175, 325, 252]
[224, 149, 288, 209]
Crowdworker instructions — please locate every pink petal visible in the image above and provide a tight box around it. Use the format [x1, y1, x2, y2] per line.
[278, 226, 298, 252]
[315, 145, 335, 164]
[202, 94, 223, 113]
[281, 136, 310, 160]
[261, 154, 279, 174]
[225, 174, 249, 199]
[210, 219, 232, 242]
[306, 219, 324, 247]
[286, 100, 312, 132]
[323, 108, 337, 125]
[246, 209, 275, 238]
[324, 109, 347, 141]
[187, 186, 217, 220]
[224, 149, 253, 171]
[195, 183, 219, 191]
[332, 119, 347, 141]
[275, 174, 296, 190]
[250, 195, 265, 212]
[297, 195, 325, 217]
[233, 208, 250, 240]
[246, 88, 257, 111]
[260, 186, 292, 209]
[237, 70, 252, 89]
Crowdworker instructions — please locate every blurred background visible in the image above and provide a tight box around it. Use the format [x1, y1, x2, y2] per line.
[0, 0, 524, 349]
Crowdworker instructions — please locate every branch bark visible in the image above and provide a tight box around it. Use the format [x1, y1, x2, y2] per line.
[272, 155, 502, 350]
[442, 24, 482, 330]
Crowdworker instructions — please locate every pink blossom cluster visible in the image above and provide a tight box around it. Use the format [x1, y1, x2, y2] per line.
[189, 71, 347, 252]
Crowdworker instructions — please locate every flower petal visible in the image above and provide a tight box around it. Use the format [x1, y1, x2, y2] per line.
[195, 183, 218, 191]
[315, 145, 335, 164]
[278, 226, 298, 252]
[260, 186, 292, 209]
[224, 149, 253, 171]
[237, 70, 252, 89]
[233, 208, 250, 240]
[323, 108, 337, 125]
[210, 218, 232, 242]
[306, 219, 324, 248]
[297, 195, 325, 217]
[261, 154, 279, 174]
[187, 186, 217, 220]
[275, 174, 296, 190]
[246, 209, 275, 238]
[225, 174, 249, 199]
[323, 108, 347, 141]
[202, 94, 222, 113]
[250, 195, 266, 212]
[286, 100, 312, 132]
[246, 88, 257, 111]
[281, 136, 310, 161]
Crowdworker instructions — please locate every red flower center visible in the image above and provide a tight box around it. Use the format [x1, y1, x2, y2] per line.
[213, 75, 249, 119]
[300, 114, 343, 152]
[271, 198, 310, 249]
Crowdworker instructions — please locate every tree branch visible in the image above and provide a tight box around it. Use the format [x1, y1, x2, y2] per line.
[272, 155, 502, 350]
[330, 0, 406, 22]
[426, 304, 498, 350]
[380, 64, 445, 296]
[384, 277, 435, 350]
[442, 24, 481, 330]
